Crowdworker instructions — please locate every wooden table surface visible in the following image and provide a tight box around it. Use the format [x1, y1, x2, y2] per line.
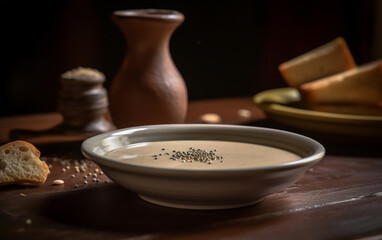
[1, 97, 382, 240]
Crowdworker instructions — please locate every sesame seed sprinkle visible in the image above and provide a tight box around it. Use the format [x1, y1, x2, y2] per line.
[151, 147, 224, 165]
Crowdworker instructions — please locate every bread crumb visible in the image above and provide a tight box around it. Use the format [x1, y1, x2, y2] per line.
[52, 179, 64, 185]
[238, 109, 252, 119]
[25, 218, 32, 225]
[200, 113, 222, 124]
[20, 193, 27, 197]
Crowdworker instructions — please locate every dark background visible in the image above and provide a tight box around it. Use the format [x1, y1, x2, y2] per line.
[1, 0, 381, 116]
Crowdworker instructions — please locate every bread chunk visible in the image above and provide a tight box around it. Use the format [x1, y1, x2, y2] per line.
[0, 141, 49, 186]
[299, 60, 382, 105]
[279, 37, 356, 87]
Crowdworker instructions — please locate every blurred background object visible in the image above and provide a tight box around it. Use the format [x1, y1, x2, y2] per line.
[1, 0, 381, 117]
[109, 9, 188, 128]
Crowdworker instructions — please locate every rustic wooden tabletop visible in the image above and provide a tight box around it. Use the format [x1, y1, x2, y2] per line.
[1, 97, 381, 240]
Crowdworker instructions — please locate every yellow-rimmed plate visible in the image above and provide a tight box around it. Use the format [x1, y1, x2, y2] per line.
[253, 88, 382, 137]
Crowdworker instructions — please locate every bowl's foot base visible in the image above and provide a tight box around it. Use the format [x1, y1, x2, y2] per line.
[138, 194, 264, 210]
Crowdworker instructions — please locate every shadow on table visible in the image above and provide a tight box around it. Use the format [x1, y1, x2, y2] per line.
[39, 184, 291, 235]
[35, 140, 84, 158]
[247, 120, 382, 158]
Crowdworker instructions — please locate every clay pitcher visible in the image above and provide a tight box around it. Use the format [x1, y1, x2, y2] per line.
[109, 9, 188, 128]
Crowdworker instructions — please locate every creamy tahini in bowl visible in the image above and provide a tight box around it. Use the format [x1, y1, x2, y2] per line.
[104, 140, 301, 170]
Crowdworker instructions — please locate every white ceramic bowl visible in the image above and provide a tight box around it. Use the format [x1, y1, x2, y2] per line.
[81, 124, 325, 210]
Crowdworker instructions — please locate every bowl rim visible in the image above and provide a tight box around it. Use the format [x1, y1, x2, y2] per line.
[81, 124, 325, 173]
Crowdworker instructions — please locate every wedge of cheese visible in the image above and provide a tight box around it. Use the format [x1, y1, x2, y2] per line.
[299, 60, 382, 105]
[279, 37, 356, 87]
